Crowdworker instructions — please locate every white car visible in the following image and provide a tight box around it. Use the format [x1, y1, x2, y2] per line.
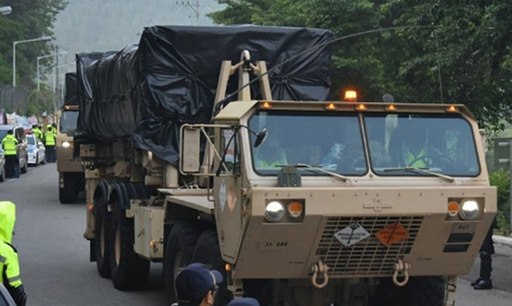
[27, 134, 46, 166]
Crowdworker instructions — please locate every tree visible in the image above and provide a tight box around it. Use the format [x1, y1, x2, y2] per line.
[209, 0, 512, 131]
[0, 0, 68, 89]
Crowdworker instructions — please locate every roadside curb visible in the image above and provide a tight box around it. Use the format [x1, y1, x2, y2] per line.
[493, 235, 512, 247]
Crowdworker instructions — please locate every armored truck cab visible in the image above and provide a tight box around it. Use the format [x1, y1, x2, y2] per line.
[173, 98, 496, 305]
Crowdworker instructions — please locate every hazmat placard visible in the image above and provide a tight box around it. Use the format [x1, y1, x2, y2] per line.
[375, 222, 410, 247]
[334, 222, 370, 247]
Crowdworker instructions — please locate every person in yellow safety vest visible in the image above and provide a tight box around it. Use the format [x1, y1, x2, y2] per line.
[400, 128, 430, 168]
[31, 125, 43, 144]
[255, 138, 288, 168]
[1, 130, 19, 178]
[44, 126, 56, 163]
[0, 201, 28, 306]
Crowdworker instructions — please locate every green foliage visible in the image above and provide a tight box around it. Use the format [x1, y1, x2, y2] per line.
[0, 0, 68, 89]
[210, 0, 512, 132]
[489, 169, 511, 234]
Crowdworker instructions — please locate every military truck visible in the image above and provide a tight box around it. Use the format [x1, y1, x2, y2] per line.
[75, 25, 496, 306]
[56, 73, 84, 203]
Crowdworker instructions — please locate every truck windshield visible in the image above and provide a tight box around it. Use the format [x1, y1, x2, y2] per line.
[249, 110, 480, 177]
[364, 112, 480, 176]
[249, 111, 366, 176]
[60, 110, 79, 135]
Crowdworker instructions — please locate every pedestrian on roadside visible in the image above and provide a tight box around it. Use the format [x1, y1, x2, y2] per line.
[173, 263, 223, 306]
[472, 217, 499, 290]
[44, 125, 56, 163]
[1, 130, 19, 178]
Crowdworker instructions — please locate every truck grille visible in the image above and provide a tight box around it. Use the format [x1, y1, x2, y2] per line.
[316, 216, 424, 277]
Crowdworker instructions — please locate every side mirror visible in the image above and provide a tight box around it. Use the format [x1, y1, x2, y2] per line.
[180, 126, 201, 173]
[254, 127, 268, 148]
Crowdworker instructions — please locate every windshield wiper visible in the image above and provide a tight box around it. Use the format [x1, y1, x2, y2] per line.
[384, 167, 454, 182]
[294, 163, 349, 182]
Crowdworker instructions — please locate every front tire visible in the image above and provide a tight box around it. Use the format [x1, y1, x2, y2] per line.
[193, 229, 232, 305]
[164, 221, 202, 304]
[371, 276, 446, 306]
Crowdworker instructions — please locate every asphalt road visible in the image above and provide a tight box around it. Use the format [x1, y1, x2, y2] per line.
[1, 163, 511, 305]
[0, 163, 166, 306]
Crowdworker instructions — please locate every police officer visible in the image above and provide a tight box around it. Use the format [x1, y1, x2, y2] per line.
[1, 130, 19, 178]
[0, 201, 28, 306]
[44, 125, 56, 163]
[472, 218, 498, 290]
[31, 125, 43, 144]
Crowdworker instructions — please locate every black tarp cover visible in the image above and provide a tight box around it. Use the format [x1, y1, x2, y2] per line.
[64, 73, 78, 105]
[76, 25, 334, 164]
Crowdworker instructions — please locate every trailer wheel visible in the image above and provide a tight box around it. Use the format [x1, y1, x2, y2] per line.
[94, 196, 111, 278]
[193, 229, 232, 305]
[164, 221, 202, 304]
[59, 173, 79, 204]
[109, 196, 150, 290]
[371, 276, 446, 306]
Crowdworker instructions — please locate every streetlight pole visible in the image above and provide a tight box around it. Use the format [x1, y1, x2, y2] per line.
[13, 36, 52, 87]
[37, 51, 67, 91]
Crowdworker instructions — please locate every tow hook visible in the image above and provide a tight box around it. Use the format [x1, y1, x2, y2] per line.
[392, 258, 410, 287]
[311, 260, 329, 289]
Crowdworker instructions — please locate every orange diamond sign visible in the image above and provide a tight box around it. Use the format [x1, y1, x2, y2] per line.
[375, 222, 410, 247]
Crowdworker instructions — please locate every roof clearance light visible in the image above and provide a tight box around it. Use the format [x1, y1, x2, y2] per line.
[446, 105, 458, 112]
[385, 104, 397, 111]
[356, 103, 367, 111]
[344, 90, 358, 102]
[325, 103, 337, 110]
[260, 101, 272, 109]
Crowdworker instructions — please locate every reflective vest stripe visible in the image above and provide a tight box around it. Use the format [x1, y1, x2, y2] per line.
[7, 275, 21, 283]
[1, 136, 17, 155]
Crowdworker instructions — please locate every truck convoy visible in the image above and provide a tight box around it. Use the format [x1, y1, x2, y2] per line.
[57, 72, 84, 203]
[74, 25, 496, 306]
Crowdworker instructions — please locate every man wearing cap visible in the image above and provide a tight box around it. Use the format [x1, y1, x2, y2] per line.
[175, 263, 223, 306]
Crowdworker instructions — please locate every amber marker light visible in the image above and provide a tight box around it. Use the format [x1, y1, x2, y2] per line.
[260, 101, 272, 109]
[287, 201, 304, 218]
[225, 263, 231, 272]
[447, 201, 460, 217]
[325, 103, 337, 110]
[356, 103, 367, 111]
[344, 90, 357, 102]
[446, 105, 458, 112]
[87, 203, 93, 211]
[385, 104, 397, 111]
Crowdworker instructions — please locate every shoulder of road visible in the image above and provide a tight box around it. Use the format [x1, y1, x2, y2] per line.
[493, 235, 512, 247]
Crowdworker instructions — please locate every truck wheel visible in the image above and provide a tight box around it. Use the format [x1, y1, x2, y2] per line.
[193, 229, 232, 305]
[109, 197, 150, 290]
[59, 173, 79, 204]
[403, 276, 446, 306]
[94, 196, 111, 278]
[371, 276, 446, 306]
[164, 221, 202, 304]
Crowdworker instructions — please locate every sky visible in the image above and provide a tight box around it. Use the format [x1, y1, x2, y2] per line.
[52, 0, 223, 72]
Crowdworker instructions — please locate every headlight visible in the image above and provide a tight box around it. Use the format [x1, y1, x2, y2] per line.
[459, 199, 480, 220]
[265, 201, 285, 222]
[62, 141, 71, 148]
